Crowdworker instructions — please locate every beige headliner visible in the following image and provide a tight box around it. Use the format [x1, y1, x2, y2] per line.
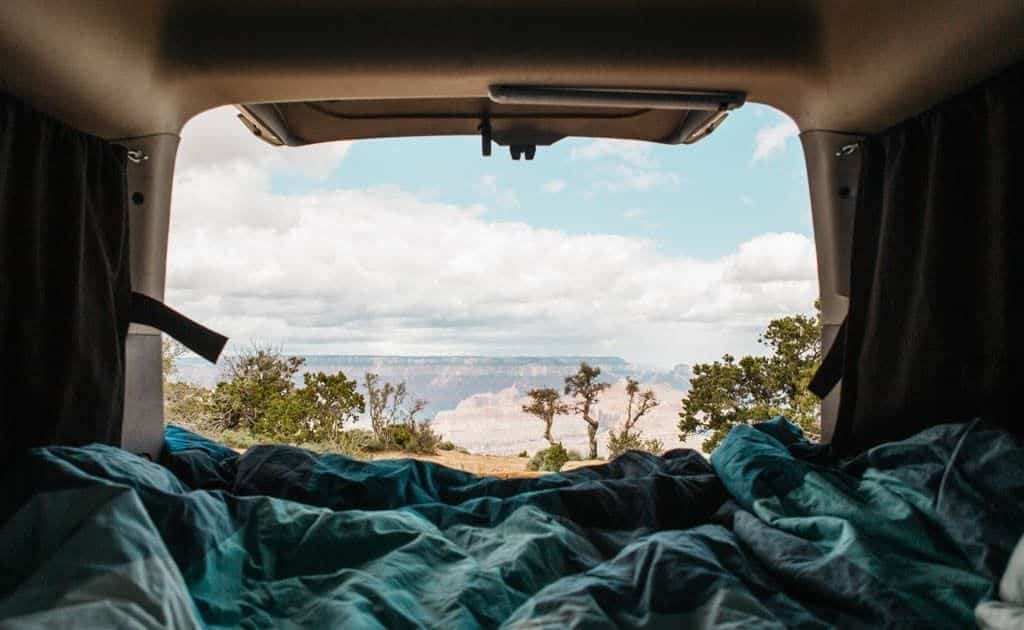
[2, 1, 1023, 140]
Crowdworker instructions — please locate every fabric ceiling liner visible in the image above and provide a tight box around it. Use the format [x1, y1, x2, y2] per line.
[816, 62, 1024, 455]
[0, 91, 132, 463]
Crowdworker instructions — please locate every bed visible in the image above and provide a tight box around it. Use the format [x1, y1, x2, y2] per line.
[1, 418, 1021, 628]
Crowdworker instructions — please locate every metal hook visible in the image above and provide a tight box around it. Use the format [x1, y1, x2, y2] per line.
[126, 149, 149, 164]
[835, 143, 859, 158]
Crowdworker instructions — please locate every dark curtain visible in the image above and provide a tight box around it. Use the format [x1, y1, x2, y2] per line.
[832, 64, 1024, 455]
[0, 92, 130, 462]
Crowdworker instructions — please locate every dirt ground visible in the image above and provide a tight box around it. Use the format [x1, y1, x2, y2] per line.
[225, 443, 605, 477]
[363, 450, 606, 478]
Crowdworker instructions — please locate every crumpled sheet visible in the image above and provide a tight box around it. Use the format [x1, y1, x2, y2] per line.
[1, 418, 1021, 628]
[976, 533, 1024, 629]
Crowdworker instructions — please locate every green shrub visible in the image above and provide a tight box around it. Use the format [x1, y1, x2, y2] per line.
[517, 450, 528, 458]
[164, 342, 439, 458]
[361, 436, 388, 453]
[526, 443, 570, 472]
[333, 428, 376, 456]
[213, 352, 364, 446]
[211, 348, 304, 431]
[295, 371, 365, 442]
[252, 392, 310, 442]
[165, 381, 215, 431]
[566, 449, 584, 461]
[384, 423, 415, 450]
[405, 422, 442, 454]
[607, 431, 664, 460]
[216, 429, 264, 451]
[375, 421, 442, 454]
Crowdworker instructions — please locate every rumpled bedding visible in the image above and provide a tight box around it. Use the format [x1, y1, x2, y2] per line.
[0, 418, 1021, 628]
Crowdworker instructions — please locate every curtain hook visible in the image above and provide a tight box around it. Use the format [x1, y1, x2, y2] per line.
[835, 143, 859, 158]
[126, 149, 149, 164]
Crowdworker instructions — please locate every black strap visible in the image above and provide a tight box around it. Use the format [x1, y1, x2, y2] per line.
[808, 319, 847, 398]
[130, 291, 227, 363]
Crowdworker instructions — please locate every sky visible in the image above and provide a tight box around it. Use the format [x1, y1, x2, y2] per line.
[168, 103, 816, 369]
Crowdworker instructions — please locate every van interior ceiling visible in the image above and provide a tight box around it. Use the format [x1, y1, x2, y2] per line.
[1, 2, 1024, 628]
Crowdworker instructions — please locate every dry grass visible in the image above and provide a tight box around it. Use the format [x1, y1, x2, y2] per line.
[363, 450, 605, 478]
[220, 436, 607, 478]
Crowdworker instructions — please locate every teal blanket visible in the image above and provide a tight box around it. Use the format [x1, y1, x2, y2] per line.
[1, 419, 1021, 628]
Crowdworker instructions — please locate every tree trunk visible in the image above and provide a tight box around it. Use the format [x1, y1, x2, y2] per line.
[586, 421, 598, 459]
[544, 420, 554, 446]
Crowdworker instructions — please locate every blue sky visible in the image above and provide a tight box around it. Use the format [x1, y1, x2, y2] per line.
[270, 105, 810, 259]
[168, 103, 816, 368]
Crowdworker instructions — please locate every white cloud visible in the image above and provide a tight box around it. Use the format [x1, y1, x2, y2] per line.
[598, 164, 679, 192]
[751, 116, 799, 163]
[542, 179, 566, 193]
[570, 139, 679, 193]
[168, 110, 818, 367]
[571, 139, 656, 168]
[722, 232, 817, 284]
[622, 209, 645, 219]
[177, 107, 352, 180]
[476, 173, 518, 207]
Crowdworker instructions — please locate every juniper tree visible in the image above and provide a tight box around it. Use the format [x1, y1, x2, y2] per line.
[522, 388, 570, 446]
[564, 362, 610, 459]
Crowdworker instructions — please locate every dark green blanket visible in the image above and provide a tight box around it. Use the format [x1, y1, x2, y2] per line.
[1, 419, 1020, 628]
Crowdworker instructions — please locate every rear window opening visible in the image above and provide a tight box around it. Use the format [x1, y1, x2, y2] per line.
[165, 103, 816, 470]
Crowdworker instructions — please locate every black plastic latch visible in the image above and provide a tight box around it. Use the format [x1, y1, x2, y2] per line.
[510, 145, 536, 160]
[479, 119, 492, 157]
